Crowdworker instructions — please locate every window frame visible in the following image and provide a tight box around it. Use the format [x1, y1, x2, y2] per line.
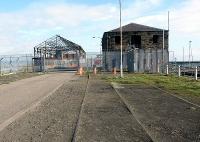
[153, 35, 159, 44]
[114, 36, 121, 45]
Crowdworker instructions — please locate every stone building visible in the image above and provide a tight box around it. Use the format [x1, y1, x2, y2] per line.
[102, 23, 169, 73]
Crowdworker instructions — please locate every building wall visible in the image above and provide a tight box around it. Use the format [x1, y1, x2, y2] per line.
[102, 49, 169, 73]
[102, 31, 168, 51]
[102, 30, 169, 73]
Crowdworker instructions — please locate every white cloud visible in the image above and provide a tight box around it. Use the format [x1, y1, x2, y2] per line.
[0, 0, 199, 61]
[122, 0, 200, 61]
[148, 0, 162, 5]
[170, 0, 200, 61]
[0, 3, 119, 54]
[170, 0, 200, 35]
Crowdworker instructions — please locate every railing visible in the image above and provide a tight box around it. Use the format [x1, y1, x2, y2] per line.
[166, 64, 199, 80]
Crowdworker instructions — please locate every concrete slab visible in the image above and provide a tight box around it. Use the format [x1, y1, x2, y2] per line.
[74, 77, 152, 142]
[114, 84, 200, 142]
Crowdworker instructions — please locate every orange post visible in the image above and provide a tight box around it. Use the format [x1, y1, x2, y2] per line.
[79, 67, 83, 76]
[93, 67, 97, 75]
[113, 67, 117, 75]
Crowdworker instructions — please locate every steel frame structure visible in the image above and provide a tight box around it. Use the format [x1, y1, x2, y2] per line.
[34, 35, 85, 58]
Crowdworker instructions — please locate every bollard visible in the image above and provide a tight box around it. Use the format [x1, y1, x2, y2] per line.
[178, 66, 181, 77]
[157, 64, 160, 73]
[93, 67, 97, 75]
[113, 67, 117, 75]
[79, 67, 83, 76]
[166, 65, 169, 75]
[195, 66, 198, 81]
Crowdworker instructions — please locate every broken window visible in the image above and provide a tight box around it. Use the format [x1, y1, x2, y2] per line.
[115, 36, 121, 44]
[153, 35, 159, 43]
[131, 35, 141, 48]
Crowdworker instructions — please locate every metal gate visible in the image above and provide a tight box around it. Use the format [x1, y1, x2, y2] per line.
[127, 50, 135, 72]
[33, 57, 81, 72]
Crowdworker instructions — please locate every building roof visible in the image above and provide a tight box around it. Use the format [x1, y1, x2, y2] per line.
[34, 35, 85, 57]
[108, 23, 166, 32]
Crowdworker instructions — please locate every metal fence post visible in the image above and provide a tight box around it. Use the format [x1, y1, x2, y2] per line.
[0, 58, 3, 76]
[32, 58, 34, 73]
[157, 63, 160, 73]
[178, 65, 181, 77]
[166, 64, 169, 75]
[91, 57, 93, 70]
[43, 55, 46, 73]
[10, 56, 12, 73]
[195, 66, 198, 80]
[26, 54, 29, 72]
[157, 58, 159, 73]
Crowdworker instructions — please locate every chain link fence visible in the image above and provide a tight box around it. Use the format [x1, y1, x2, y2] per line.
[82, 51, 199, 80]
[0, 54, 33, 75]
[80, 52, 102, 71]
[0, 52, 199, 80]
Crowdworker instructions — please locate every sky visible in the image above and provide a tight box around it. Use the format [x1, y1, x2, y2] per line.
[0, 0, 199, 61]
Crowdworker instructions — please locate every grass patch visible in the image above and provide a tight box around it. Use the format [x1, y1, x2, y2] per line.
[0, 72, 43, 85]
[104, 74, 200, 97]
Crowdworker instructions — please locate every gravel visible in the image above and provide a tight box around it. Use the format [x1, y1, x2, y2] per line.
[0, 76, 87, 142]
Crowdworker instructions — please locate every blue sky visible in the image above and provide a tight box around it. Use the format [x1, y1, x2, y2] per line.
[0, 0, 199, 61]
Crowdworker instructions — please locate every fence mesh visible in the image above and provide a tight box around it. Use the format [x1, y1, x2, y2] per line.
[168, 62, 200, 78]
[80, 52, 102, 70]
[0, 52, 199, 80]
[0, 54, 33, 75]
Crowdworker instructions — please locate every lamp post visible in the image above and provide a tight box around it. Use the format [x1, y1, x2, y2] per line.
[162, 28, 165, 73]
[183, 47, 185, 75]
[92, 36, 102, 67]
[189, 40, 192, 68]
[119, 0, 123, 77]
[106, 35, 110, 71]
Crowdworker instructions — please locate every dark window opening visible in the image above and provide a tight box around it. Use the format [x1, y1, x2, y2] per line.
[115, 36, 120, 44]
[153, 35, 159, 43]
[131, 35, 141, 48]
